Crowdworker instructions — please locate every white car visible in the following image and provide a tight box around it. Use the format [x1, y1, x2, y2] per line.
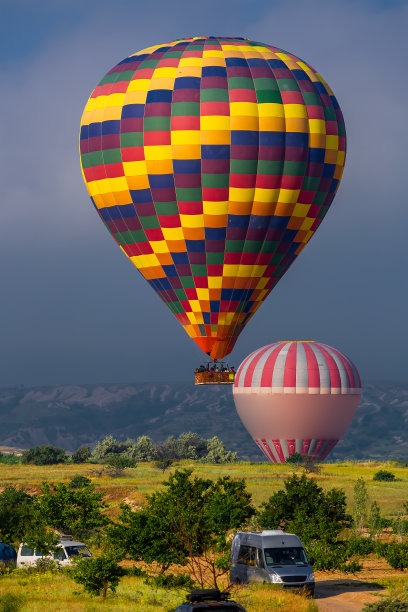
[17, 539, 92, 568]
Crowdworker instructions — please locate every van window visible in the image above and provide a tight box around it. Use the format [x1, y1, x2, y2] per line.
[264, 547, 308, 566]
[53, 548, 67, 560]
[20, 547, 34, 556]
[64, 545, 91, 558]
[237, 545, 256, 566]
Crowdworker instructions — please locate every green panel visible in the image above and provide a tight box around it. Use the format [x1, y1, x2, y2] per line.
[200, 89, 229, 103]
[257, 160, 284, 175]
[253, 78, 279, 91]
[103, 148, 123, 164]
[155, 201, 179, 215]
[270, 253, 284, 264]
[323, 107, 337, 121]
[174, 288, 188, 300]
[225, 240, 245, 252]
[338, 123, 346, 137]
[198, 324, 206, 334]
[202, 174, 229, 188]
[302, 92, 321, 106]
[206, 252, 224, 264]
[228, 77, 254, 90]
[301, 176, 320, 191]
[81, 150, 104, 168]
[277, 79, 300, 92]
[114, 229, 146, 245]
[261, 240, 278, 254]
[256, 90, 282, 104]
[171, 102, 200, 116]
[313, 191, 328, 205]
[97, 73, 119, 86]
[136, 59, 160, 69]
[191, 264, 207, 276]
[180, 276, 196, 288]
[176, 187, 202, 202]
[139, 216, 160, 229]
[243, 240, 263, 253]
[143, 116, 171, 131]
[164, 51, 184, 58]
[230, 159, 258, 174]
[170, 301, 184, 314]
[120, 132, 143, 147]
[282, 160, 307, 176]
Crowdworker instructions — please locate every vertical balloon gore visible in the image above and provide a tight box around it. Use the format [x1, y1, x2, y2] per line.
[80, 38, 346, 359]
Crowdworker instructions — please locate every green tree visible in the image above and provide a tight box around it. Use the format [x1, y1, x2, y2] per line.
[132, 435, 158, 461]
[68, 475, 92, 489]
[70, 555, 125, 599]
[373, 470, 396, 482]
[368, 501, 382, 540]
[109, 469, 254, 587]
[71, 446, 91, 464]
[286, 452, 304, 465]
[353, 478, 369, 535]
[22, 445, 66, 465]
[36, 482, 108, 538]
[91, 435, 130, 462]
[24, 521, 60, 571]
[202, 437, 238, 464]
[0, 486, 35, 544]
[257, 474, 350, 545]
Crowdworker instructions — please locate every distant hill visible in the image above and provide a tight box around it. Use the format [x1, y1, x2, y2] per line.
[0, 381, 407, 461]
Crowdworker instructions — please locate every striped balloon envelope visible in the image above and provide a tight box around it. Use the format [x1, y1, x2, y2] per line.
[233, 341, 361, 462]
[80, 37, 346, 360]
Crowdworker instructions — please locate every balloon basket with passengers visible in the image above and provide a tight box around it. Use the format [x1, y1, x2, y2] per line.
[194, 361, 235, 385]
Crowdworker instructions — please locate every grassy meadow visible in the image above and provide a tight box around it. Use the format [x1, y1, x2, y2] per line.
[1, 459, 408, 611]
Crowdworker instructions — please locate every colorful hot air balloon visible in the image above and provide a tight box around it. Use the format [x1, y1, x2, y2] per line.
[233, 341, 361, 462]
[80, 37, 346, 359]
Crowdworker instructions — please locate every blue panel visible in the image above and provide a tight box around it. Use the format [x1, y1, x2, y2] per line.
[322, 163, 335, 179]
[225, 58, 247, 67]
[250, 215, 270, 229]
[308, 148, 325, 163]
[259, 131, 285, 146]
[315, 81, 328, 95]
[221, 289, 233, 300]
[130, 189, 153, 204]
[148, 174, 175, 188]
[228, 215, 250, 228]
[330, 95, 340, 110]
[185, 239, 206, 252]
[172, 252, 190, 265]
[201, 144, 230, 159]
[231, 130, 259, 146]
[202, 312, 211, 324]
[162, 265, 178, 277]
[202, 66, 227, 78]
[121, 104, 145, 118]
[247, 58, 268, 68]
[205, 227, 226, 240]
[146, 89, 172, 103]
[286, 132, 308, 147]
[269, 216, 289, 229]
[153, 46, 171, 53]
[291, 69, 309, 81]
[210, 300, 220, 312]
[174, 77, 201, 89]
[267, 59, 287, 69]
[88, 122, 102, 138]
[173, 159, 201, 174]
[282, 229, 297, 242]
[80, 125, 90, 139]
[231, 289, 247, 300]
[119, 54, 149, 64]
[101, 120, 121, 135]
[329, 180, 338, 193]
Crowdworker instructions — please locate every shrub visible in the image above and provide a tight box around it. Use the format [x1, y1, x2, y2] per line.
[346, 537, 375, 556]
[71, 446, 91, 464]
[102, 454, 136, 469]
[286, 452, 304, 465]
[0, 452, 21, 465]
[363, 598, 408, 611]
[146, 572, 195, 590]
[68, 475, 92, 489]
[202, 436, 238, 464]
[0, 486, 35, 544]
[308, 540, 361, 572]
[373, 470, 396, 482]
[70, 556, 126, 599]
[380, 543, 408, 571]
[154, 458, 173, 472]
[22, 445, 66, 465]
[0, 593, 25, 612]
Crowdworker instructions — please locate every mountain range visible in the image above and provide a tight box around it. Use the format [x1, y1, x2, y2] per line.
[0, 381, 407, 461]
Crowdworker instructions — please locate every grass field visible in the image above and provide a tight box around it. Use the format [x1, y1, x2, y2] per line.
[1, 460, 408, 611]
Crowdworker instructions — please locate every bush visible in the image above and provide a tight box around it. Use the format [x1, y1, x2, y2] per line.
[22, 445, 66, 465]
[71, 446, 91, 464]
[308, 540, 362, 572]
[373, 470, 396, 482]
[202, 437, 238, 464]
[70, 556, 126, 599]
[68, 475, 92, 489]
[379, 543, 408, 570]
[0, 593, 25, 612]
[345, 537, 375, 556]
[0, 452, 21, 465]
[102, 454, 136, 469]
[146, 572, 195, 590]
[286, 452, 304, 465]
[0, 486, 35, 543]
[363, 598, 408, 611]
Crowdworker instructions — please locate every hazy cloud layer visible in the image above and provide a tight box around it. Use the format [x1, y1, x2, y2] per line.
[1, 0, 407, 385]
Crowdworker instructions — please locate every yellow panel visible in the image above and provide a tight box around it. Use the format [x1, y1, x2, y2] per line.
[186, 312, 196, 324]
[87, 176, 129, 197]
[175, 65, 201, 77]
[293, 203, 311, 217]
[93, 96, 108, 110]
[200, 116, 230, 130]
[102, 107, 122, 121]
[253, 188, 279, 203]
[180, 214, 204, 228]
[300, 217, 314, 231]
[127, 79, 151, 92]
[196, 288, 210, 301]
[278, 189, 299, 204]
[256, 277, 269, 289]
[122, 90, 148, 104]
[283, 104, 308, 119]
[229, 187, 255, 202]
[148, 77, 175, 90]
[203, 50, 224, 58]
[152, 67, 178, 78]
[162, 227, 184, 241]
[230, 115, 258, 131]
[223, 264, 240, 277]
[308, 119, 326, 134]
[337, 150, 345, 165]
[201, 131, 230, 145]
[258, 103, 284, 118]
[203, 201, 229, 215]
[326, 135, 339, 150]
[172, 144, 201, 159]
[130, 253, 160, 268]
[171, 130, 201, 145]
[105, 92, 125, 107]
[189, 300, 201, 311]
[276, 52, 292, 63]
[208, 276, 223, 289]
[123, 160, 147, 176]
[144, 145, 172, 160]
[179, 57, 202, 67]
[151, 240, 170, 254]
[146, 159, 174, 174]
[230, 102, 258, 117]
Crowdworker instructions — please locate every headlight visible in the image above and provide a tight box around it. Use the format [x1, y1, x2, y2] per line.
[271, 573, 283, 583]
[306, 572, 315, 582]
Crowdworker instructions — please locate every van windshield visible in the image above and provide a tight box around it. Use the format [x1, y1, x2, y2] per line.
[64, 545, 92, 558]
[264, 547, 308, 566]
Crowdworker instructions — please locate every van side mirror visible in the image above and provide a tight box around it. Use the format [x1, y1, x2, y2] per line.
[309, 557, 315, 566]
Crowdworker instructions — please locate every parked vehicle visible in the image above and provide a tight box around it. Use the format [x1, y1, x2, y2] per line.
[0, 542, 17, 566]
[17, 538, 92, 568]
[175, 589, 246, 611]
[230, 530, 315, 596]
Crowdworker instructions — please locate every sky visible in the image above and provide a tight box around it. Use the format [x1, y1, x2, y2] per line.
[0, 0, 407, 387]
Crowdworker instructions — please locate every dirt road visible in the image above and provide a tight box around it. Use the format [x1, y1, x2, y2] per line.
[315, 579, 382, 611]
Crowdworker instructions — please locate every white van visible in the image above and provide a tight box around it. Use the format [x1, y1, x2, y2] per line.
[17, 539, 92, 568]
[230, 531, 314, 596]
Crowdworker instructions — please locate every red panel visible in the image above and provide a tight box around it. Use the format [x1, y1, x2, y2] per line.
[318, 345, 341, 389]
[283, 342, 297, 388]
[243, 345, 272, 387]
[260, 344, 283, 387]
[272, 440, 285, 463]
[260, 439, 277, 463]
[303, 343, 320, 388]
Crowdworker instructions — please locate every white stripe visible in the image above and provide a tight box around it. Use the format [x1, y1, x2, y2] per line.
[236, 347, 264, 387]
[296, 342, 308, 390]
[321, 344, 348, 390]
[252, 345, 280, 387]
[309, 343, 330, 391]
[232, 386, 361, 395]
[265, 439, 280, 463]
[271, 342, 291, 388]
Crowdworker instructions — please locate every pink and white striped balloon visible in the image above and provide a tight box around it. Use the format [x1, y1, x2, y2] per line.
[233, 341, 361, 463]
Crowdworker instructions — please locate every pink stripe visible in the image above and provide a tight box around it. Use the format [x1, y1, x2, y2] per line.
[287, 439, 296, 455]
[283, 342, 297, 388]
[317, 345, 341, 389]
[302, 439, 311, 454]
[260, 439, 277, 463]
[235, 349, 259, 386]
[312, 439, 325, 458]
[320, 439, 338, 460]
[260, 344, 284, 387]
[321, 344, 356, 389]
[243, 346, 272, 387]
[255, 439, 272, 462]
[272, 439, 285, 462]
[303, 343, 320, 388]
